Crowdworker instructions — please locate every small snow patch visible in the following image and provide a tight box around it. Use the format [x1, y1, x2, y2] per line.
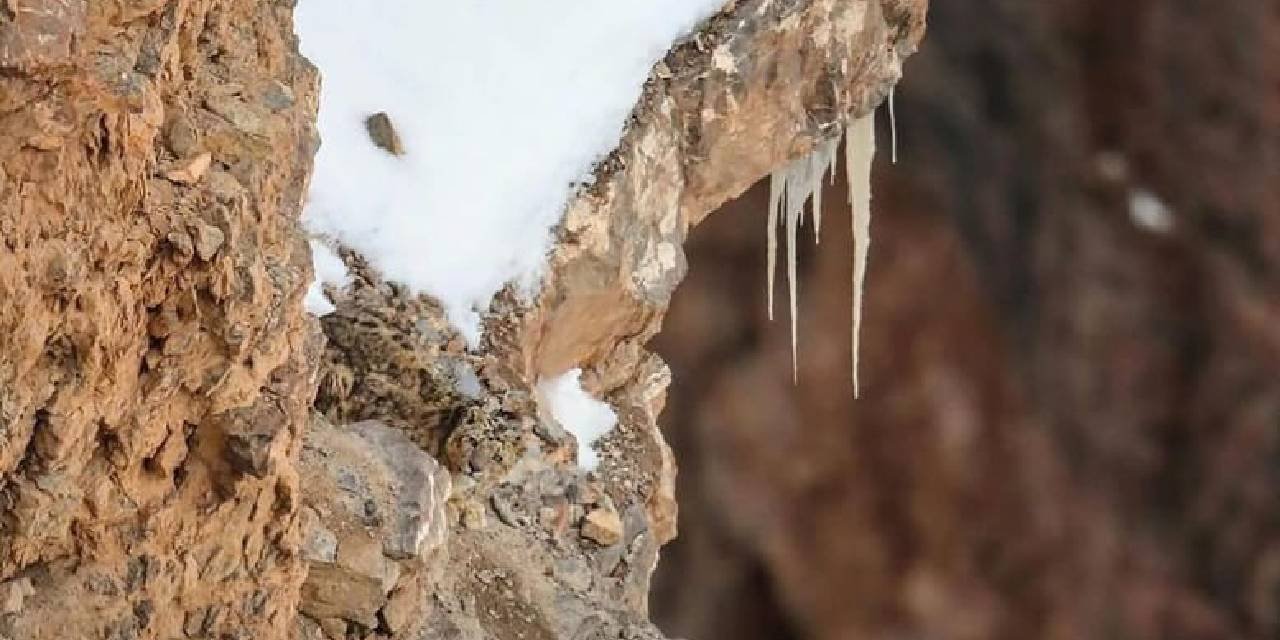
[1128, 188, 1174, 234]
[295, 0, 726, 343]
[304, 239, 350, 316]
[449, 359, 484, 400]
[537, 369, 617, 471]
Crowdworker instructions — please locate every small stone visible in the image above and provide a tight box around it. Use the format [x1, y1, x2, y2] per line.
[460, 502, 488, 530]
[163, 152, 212, 185]
[364, 112, 405, 156]
[0, 577, 34, 614]
[293, 615, 327, 640]
[194, 223, 225, 261]
[491, 485, 527, 528]
[167, 231, 194, 259]
[205, 170, 245, 202]
[317, 617, 347, 640]
[581, 506, 623, 546]
[165, 114, 200, 156]
[381, 573, 427, 635]
[205, 94, 268, 137]
[263, 81, 295, 112]
[300, 508, 338, 563]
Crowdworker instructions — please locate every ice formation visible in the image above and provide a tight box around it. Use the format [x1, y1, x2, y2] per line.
[765, 112, 877, 395]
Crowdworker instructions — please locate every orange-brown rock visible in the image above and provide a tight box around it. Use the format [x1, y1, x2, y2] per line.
[0, 1, 321, 638]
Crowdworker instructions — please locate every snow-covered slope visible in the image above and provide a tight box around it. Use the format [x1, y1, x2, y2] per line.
[295, 0, 726, 342]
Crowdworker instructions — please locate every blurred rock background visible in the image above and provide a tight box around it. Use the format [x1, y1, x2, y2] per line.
[650, 1, 1279, 639]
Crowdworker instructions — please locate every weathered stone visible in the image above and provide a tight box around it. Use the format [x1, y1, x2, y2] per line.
[364, 112, 405, 156]
[194, 223, 226, 261]
[581, 506, 624, 547]
[164, 113, 200, 156]
[296, 417, 449, 629]
[299, 561, 390, 626]
[347, 420, 452, 559]
[264, 81, 297, 112]
[205, 94, 269, 138]
[299, 508, 338, 564]
[0, 0, 321, 635]
[0, 578, 34, 614]
[163, 152, 213, 185]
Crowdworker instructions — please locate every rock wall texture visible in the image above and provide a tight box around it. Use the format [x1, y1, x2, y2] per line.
[652, 1, 1278, 639]
[0, 1, 321, 638]
[0, 1, 926, 639]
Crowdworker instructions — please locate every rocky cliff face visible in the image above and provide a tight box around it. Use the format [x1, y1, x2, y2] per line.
[1, 1, 320, 637]
[0, 1, 926, 639]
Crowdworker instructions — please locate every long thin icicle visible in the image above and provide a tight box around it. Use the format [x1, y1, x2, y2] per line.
[888, 86, 898, 165]
[809, 138, 837, 244]
[786, 178, 800, 382]
[764, 136, 841, 383]
[766, 172, 783, 320]
[846, 114, 876, 397]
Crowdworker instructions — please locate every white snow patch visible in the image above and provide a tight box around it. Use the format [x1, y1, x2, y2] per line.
[1128, 188, 1174, 234]
[304, 239, 351, 316]
[450, 359, 484, 400]
[295, 0, 727, 343]
[537, 369, 617, 471]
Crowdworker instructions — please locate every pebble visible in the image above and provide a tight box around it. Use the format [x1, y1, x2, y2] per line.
[365, 112, 406, 156]
[163, 152, 212, 185]
[580, 506, 623, 546]
[194, 223, 225, 261]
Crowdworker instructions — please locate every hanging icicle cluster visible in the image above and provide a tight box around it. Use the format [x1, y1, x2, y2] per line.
[765, 112, 877, 396]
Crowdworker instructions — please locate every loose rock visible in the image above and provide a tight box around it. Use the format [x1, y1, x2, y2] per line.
[163, 152, 213, 185]
[581, 506, 624, 547]
[364, 112, 406, 156]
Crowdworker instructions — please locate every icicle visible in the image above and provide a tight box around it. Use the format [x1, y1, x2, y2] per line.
[812, 167, 823, 245]
[762, 137, 841, 383]
[846, 114, 875, 397]
[786, 177, 800, 383]
[766, 172, 783, 321]
[810, 138, 837, 245]
[888, 86, 898, 165]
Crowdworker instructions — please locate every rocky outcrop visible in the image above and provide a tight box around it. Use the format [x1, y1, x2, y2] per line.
[1, 1, 320, 638]
[295, 418, 449, 636]
[0, 0, 926, 639]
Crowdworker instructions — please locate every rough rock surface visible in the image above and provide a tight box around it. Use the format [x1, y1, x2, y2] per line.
[652, 1, 1279, 639]
[0, 0, 321, 638]
[0, 0, 926, 639]
[308, 2, 923, 639]
[295, 418, 449, 636]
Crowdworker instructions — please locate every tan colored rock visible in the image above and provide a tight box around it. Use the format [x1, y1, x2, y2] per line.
[581, 506, 624, 547]
[296, 417, 450, 628]
[194, 222, 226, 261]
[300, 560, 393, 626]
[0, 578, 34, 614]
[163, 151, 213, 185]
